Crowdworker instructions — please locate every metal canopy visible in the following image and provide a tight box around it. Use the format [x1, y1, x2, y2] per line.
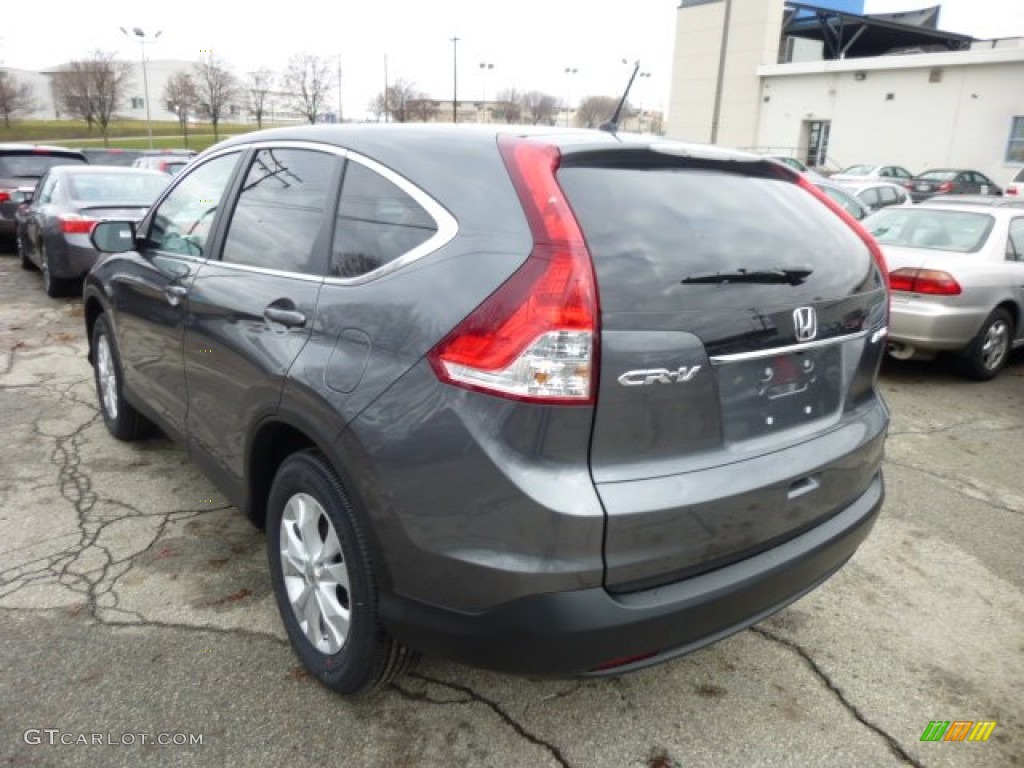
[783, 2, 974, 60]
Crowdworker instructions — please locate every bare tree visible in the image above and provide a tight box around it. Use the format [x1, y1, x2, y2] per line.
[194, 52, 237, 141]
[575, 95, 620, 129]
[282, 54, 334, 125]
[52, 52, 131, 144]
[370, 79, 422, 123]
[492, 88, 523, 123]
[522, 91, 559, 126]
[245, 68, 274, 129]
[0, 71, 36, 127]
[163, 71, 198, 148]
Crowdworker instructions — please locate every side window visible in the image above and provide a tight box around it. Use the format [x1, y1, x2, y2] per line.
[859, 188, 880, 208]
[1008, 219, 1024, 262]
[331, 161, 438, 278]
[879, 168, 892, 178]
[894, 168, 911, 179]
[36, 173, 56, 204]
[145, 151, 240, 257]
[879, 187, 897, 205]
[221, 148, 338, 275]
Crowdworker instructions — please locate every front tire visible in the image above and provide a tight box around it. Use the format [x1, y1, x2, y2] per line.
[955, 308, 1013, 381]
[91, 314, 151, 440]
[267, 450, 413, 695]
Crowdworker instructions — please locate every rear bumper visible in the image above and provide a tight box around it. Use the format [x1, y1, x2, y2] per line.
[380, 471, 884, 677]
[49, 237, 100, 279]
[889, 298, 983, 350]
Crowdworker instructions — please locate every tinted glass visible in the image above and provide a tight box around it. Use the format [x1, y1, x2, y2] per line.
[918, 170, 957, 181]
[36, 173, 57, 204]
[818, 184, 866, 218]
[1008, 219, 1024, 261]
[1015, 168, 1024, 182]
[0, 153, 86, 178]
[865, 209, 994, 253]
[859, 188, 880, 206]
[221, 148, 337, 275]
[331, 161, 437, 278]
[81, 149, 144, 167]
[559, 165, 873, 312]
[68, 173, 168, 204]
[840, 165, 873, 176]
[878, 187, 897, 204]
[146, 151, 240, 257]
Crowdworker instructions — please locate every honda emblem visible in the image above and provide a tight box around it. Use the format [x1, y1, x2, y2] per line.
[793, 307, 817, 342]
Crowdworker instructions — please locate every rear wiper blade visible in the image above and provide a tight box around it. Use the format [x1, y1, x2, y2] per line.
[681, 268, 813, 286]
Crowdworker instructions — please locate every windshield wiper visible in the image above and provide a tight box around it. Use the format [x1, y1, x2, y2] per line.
[681, 267, 813, 286]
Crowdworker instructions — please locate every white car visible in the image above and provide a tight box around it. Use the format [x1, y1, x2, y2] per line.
[831, 164, 914, 184]
[864, 204, 1024, 379]
[840, 181, 913, 214]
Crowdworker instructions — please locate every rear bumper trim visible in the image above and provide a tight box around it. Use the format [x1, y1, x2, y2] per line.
[379, 472, 884, 676]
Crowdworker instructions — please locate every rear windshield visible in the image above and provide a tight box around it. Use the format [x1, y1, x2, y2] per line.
[1014, 168, 1024, 182]
[865, 208, 993, 252]
[558, 164, 874, 312]
[0, 153, 86, 179]
[68, 173, 169, 204]
[82, 150, 144, 167]
[840, 165, 874, 176]
[917, 170, 957, 181]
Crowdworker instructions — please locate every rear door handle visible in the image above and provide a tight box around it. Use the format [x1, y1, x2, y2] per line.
[264, 306, 307, 328]
[164, 285, 188, 305]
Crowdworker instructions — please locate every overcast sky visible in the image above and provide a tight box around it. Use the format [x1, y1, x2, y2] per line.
[3, 0, 1023, 120]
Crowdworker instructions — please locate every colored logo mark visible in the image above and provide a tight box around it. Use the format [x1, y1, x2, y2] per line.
[920, 720, 997, 742]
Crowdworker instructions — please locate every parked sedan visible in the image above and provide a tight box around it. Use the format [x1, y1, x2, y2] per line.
[813, 180, 870, 219]
[16, 166, 169, 296]
[908, 169, 1002, 202]
[830, 164, 914, 184]
[0, 144, 86, 240]
[840, 181, 913, 214]
[1006, 167, 1024, 197]
[864, 204, 1024, 379]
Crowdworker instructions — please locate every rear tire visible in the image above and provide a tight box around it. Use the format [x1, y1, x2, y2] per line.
[955, 308, 1013, 381]
[91, 314, 151, 440]
[40, 247, 74, 298]
[17, 234, 35, 271]
[267, 450, 414, 695]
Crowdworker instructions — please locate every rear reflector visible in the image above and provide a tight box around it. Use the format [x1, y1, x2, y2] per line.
[889, 268, 961, 295]
[59, 214, 98, 235]
[591, 650, 659, 672]
[427, 137, 599, 404]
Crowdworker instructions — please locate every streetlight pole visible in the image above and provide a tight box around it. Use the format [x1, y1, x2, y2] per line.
[336, 55, 343, 123]
[120, 26, 161, 149]
[450, 36, 460, 123]
[479, 62, 494, 123]
[564, 67, 578, 127]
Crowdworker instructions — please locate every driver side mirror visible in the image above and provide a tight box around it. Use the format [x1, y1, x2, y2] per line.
[91, 220, 138, 253]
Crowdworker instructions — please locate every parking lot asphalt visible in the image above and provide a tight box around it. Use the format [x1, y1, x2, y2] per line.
[1, 248, 1021, 768]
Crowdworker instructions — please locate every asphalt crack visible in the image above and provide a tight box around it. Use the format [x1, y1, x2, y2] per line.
[885, 457, 1022, 517]
[394, 672, 572, 768]
[752, 626, 925, 768]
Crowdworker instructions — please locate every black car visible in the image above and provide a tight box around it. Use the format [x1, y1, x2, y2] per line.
[0, 144, 87, 240]
[908, 169, 1002, 202]
[16, 166, 169, 296]
[84, 125, 890, 694]
[81, 148, 146, 167]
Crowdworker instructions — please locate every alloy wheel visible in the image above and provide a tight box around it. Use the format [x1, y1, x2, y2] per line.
[980, 319, 1009, 372]
[95, 334, 119, 420]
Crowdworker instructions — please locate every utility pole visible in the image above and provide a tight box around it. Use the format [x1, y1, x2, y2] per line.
[383, 54, 389, 123]
[336, 56, 343, 123]
[450, 36, 460, 123]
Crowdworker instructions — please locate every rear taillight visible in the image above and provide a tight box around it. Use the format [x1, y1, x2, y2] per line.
[889, 268, 961, 295]
[59, 214, 98, 234]
[796, 176, 889, 288]
[937, 181, 954, 193]
[0, 191, 9, 203]
[1007, 187, 1019, 196]
[426, 137, 599, 404]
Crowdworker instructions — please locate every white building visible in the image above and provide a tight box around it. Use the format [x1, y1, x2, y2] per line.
[667, 0, 1024, 184]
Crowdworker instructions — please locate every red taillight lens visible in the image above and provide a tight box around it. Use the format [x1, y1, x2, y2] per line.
[1007, 187, 1019, 196]
[888, 268, 961, 295]
[937, 181, 954, 193]
[426, 136, 599, 404]
[0, 191, 10, 203]
[59, 214, 98, 234]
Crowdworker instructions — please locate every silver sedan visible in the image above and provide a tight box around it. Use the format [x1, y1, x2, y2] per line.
[864, 204, 1024, 379]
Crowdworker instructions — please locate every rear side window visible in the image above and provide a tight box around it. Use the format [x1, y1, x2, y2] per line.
[559, 164, 874, 312]
[0, 153, 85, 178]
[221, 148, 338, 275]
[330, 161, 437, 278]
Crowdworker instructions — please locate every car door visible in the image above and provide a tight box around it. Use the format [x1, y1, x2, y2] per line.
[1007, 218, 1024, 338]
[183, 145, 342, 497]
[109, 150, 244, 440]
[23, 171, 57, 262]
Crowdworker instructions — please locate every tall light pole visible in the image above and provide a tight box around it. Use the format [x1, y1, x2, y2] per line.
[336, 55, 343, 123]
[383, 54, 389, 123]
[120, 26, 161, 149]
[450, 36, 460, 123]
[564, 66, 578, 127]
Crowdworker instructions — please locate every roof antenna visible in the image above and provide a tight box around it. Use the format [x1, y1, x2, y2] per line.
[601, 59, 640, 133]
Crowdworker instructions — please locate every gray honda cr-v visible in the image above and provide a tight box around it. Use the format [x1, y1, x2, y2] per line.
[84, 125, 890, 694]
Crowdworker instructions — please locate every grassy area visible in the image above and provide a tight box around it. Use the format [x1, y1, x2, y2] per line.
[60, 134, 233, 153]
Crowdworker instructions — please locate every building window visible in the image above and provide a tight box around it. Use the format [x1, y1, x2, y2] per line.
[1007, 117, 1024, 163]
[131, 97, 145, 110]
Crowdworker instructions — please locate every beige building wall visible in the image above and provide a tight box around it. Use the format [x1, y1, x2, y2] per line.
[756, 48, 1024, 183]
[666, 0, 785, 146]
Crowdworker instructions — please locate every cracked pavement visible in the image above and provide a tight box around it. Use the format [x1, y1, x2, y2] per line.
[1, 249, 1022, 767]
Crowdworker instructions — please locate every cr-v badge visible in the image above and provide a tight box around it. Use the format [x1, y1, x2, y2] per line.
[794, 306, 818, 342]
[618, 366, 702, 386]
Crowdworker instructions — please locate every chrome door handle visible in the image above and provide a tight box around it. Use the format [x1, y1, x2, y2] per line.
[164, 285, 188, 305]
[264, 307, 307, 328]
